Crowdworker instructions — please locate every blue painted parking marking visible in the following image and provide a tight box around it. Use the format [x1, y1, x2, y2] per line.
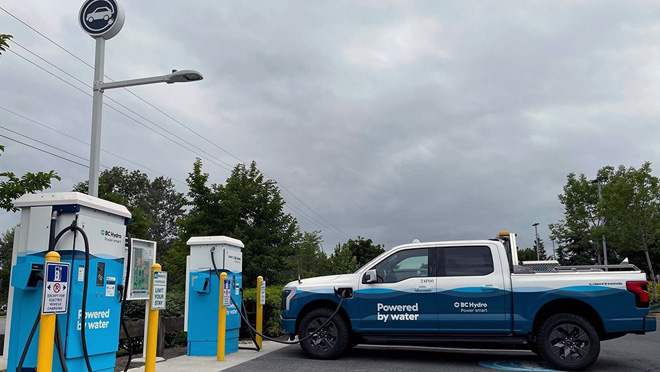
[479, 360, 560, 371]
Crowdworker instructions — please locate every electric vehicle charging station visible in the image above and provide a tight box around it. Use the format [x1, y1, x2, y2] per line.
[6, 192, 131, 372]
[185, 236, 243, 356]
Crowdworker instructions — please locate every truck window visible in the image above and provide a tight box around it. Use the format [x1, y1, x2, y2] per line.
[441, 246, 493, 276]
[371, 248, 428, 283]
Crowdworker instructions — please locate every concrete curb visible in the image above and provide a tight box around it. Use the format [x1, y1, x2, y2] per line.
[127, 341, 291, 372]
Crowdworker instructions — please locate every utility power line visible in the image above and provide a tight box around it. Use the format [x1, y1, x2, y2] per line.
[0, 6, 352, 241]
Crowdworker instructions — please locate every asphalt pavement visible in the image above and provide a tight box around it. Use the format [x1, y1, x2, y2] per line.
[136, 328, 660, 372]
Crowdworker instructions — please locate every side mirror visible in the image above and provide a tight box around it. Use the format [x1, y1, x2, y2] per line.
[364, 269, 377, 284]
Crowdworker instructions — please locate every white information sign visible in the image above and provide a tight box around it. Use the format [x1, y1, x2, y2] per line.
[260, 280, 266, 306]
[42, 261, 71, 314]
[222, 278, 231, 308]
[151, 271, 167, 310]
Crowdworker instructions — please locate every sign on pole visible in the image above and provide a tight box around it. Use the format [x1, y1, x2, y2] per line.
[222, 278, 231, 308]
[151, 271, 167, 310]
[42, 262, 71, 314]
[79, 0, 125, 40]
[259, 280, 266, 306]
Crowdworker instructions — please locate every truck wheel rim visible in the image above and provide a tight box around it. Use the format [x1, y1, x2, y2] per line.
[305, 317, 338, 352]
[549, 323, 590, 361]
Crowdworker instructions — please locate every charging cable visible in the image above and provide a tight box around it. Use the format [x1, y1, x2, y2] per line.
[209, 249, 346, 346]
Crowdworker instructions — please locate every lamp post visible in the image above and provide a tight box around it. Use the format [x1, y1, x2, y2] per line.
[532, 222, 540, 260]
[88, 68, 203, 197]
[591, 176, 608, 267]
[79, 0, 203, 197]
[551, 238, 556, 260]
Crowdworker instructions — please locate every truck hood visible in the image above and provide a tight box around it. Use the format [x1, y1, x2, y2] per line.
[285, 273, 359, 290]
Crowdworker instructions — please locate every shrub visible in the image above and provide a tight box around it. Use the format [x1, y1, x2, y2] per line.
[242, 285, 284, 337]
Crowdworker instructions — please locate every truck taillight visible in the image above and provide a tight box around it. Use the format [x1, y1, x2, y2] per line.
[626, 281, 650, 308]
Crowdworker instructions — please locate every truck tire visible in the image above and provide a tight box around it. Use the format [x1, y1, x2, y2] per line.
[299, 308, 349, 359]
[537, 313, 600, 371]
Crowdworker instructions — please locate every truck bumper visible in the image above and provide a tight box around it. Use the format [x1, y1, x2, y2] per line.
[644, 315, 657, 332]
[280, 317, 297, 335]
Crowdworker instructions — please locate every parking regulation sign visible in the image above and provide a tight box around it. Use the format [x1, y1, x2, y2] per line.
[151, 271, 167, 310]
[222, 278, 231, 308]
[42, 262, 71, 314]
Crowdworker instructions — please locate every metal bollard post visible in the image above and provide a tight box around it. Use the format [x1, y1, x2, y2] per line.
[145, 263, 162, 372]
[217, 271, 228, 361]
[36, 251, 60, 372]
[256, 276, 264, 349]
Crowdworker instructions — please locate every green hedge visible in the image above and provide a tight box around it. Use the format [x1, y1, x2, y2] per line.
[242, 285, 284, 336]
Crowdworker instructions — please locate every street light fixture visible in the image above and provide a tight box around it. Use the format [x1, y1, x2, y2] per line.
[88, 68, 203, 197]
[99, 70, 204, 90]
[532, 222, 540, 260]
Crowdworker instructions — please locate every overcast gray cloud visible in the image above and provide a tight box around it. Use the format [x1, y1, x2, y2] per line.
[2, 1, 660, 253]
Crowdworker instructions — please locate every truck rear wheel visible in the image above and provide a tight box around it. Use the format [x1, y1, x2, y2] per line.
[299, 308, 349, 359]
[537, 313, 600, 371]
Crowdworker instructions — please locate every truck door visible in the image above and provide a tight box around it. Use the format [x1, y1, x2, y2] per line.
[357, 247, 438, 332]
[436, 244, 508, 333]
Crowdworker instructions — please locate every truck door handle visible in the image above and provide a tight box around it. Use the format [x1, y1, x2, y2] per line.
[481, 285, 497, 292]
[415, 286, 433, 292]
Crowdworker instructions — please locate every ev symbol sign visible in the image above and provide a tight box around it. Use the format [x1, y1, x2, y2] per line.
[42, 262, 71, 315]
[151, 271, 167, 310]
[79, 0, 125, 40]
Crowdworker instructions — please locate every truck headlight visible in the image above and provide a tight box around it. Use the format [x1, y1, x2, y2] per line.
[281, 287, 296, 311]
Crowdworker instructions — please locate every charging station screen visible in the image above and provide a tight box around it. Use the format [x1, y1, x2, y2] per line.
[127, 239, 156, 300]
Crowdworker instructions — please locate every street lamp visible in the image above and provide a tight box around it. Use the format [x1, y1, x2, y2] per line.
[591, 176, 608, 267]
[532, 222, 540, 260]
[88, 68, 203, 197]
[79, 1, 204, 197]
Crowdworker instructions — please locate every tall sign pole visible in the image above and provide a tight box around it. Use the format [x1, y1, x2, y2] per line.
[89, 37, 106, 197]
[79, 0, 125, 197]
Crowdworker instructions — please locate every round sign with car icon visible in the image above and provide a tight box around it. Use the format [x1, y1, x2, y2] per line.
[79, 0, 125, 39]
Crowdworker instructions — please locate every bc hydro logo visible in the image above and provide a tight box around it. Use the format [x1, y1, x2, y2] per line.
[101, 230, 122, 239]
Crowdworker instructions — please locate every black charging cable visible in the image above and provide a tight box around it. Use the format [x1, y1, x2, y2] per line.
[209, 250, 346, 346]
[54, 316, 70, 372]
[51, 220, 94, 372]
[120, 231, 133, 372]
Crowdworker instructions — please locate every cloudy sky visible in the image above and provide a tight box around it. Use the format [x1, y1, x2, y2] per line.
[2, 1, 660, 253]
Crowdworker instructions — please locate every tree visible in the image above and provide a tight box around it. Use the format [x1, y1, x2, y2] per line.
[73, 166, 186, 262]
[341, 236, 384, 267]
[0, 34, 11, 56]
[549, 172, 608, 265]
[517, 247, 538, 262]
[0, 228, 14, 303]
[292, 231, 331, 279]
[601, 163, 660, 301]
[176, 159, 299, 286]
[328, 243, 359, 274]
[0, 145, 61, 212]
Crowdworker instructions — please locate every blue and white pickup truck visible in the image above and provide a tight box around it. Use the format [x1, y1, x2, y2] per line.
[281, 232, 656, 371]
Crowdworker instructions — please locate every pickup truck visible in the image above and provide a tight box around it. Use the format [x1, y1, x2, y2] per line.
[280, 232, 656, 371]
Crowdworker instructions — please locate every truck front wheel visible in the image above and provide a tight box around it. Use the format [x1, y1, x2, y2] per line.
[537, 313, 600, 371]
[299, 308, 349, 359]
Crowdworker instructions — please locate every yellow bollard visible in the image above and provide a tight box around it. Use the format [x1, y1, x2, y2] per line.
[36, 251, 60, 372]
[145, 263, 162, 372]
[217, 272, 228, 361]
[256, 276, 264, 349]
